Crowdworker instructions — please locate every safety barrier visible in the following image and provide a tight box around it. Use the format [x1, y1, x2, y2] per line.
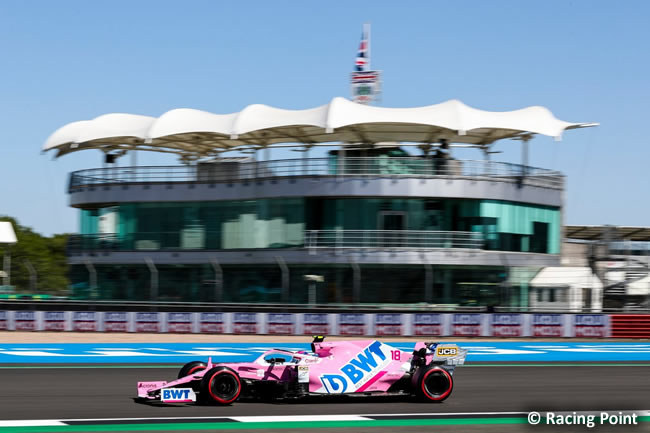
[610, 314, 650, 338]
[0, 311, 611, 337]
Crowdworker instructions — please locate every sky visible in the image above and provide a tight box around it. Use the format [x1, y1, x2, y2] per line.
[0, 1, 648, 235]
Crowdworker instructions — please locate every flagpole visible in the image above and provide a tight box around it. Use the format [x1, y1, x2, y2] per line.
[365, 23, 371, 71]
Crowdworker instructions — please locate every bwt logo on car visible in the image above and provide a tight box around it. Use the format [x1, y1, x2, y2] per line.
[492, 314, 522, 337]
[44, 312, 66, 331]
[135, 312, 159, 333]
[533, 314, 563, 337]
[303, 313, 329, 335]
[320, 341, 388, 393]
[199, 313, 224, 333]
[414, 313, 442, 336]
[375, 314, 402, 336]
[452, 314, 482, 336]
[161, 388, 195, 402]
[338, 313, 365, 335]
[574, 314, 607, 337]
[167, 313, 192, 333]
[233, 313, 257, 334]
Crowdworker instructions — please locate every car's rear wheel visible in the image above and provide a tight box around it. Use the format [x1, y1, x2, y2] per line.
[200, 367, 241, 405]
[414, 366, 453, 402]
[178, 361, 207, 379]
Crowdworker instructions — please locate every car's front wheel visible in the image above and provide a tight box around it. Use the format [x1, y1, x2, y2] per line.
[413, 366, 454, 402]
[200, 367, 241, 405]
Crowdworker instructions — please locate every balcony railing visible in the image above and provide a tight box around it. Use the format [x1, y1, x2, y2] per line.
[305, 230, 483, 250]
[66, 230, 485, 254]
[68, 157, 564, 192]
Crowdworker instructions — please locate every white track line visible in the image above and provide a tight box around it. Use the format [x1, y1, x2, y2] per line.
[1, 411, 648, 427]
[231, 415, 372, 423]
[0, 421, 65, 427]
[363, 411, 528, 416]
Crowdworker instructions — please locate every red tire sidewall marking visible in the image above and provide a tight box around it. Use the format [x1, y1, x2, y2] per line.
[208, 370, 241, 404]
[187, 365, 206, 375]
[421, 367, 453, 401]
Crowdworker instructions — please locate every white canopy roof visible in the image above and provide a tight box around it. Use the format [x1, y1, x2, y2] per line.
[43, 97, 596, 158]
[0, 222, 17, 244]
[531, 267, 603, 290]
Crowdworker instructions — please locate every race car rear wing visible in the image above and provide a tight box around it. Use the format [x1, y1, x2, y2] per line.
[430, 343, 468, 367]
[412, 342, 468, 369]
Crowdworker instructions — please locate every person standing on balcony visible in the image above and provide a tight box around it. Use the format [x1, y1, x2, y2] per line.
[433, 139, 451, 174]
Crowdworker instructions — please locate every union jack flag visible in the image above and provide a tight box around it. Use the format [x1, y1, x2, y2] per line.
[355, 29, 369, 72]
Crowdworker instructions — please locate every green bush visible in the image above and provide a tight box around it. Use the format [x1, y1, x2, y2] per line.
[0, 216, 70, 294]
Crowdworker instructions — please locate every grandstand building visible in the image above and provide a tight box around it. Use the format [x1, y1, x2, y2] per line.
[44, 98, 595, 307]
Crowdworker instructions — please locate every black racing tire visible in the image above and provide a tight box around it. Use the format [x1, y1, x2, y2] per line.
[413, 366, 454, 402]
[178, 361, 207, 379]
[200, 367, 241, 405]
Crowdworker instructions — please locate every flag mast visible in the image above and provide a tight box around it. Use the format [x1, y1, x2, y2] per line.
[351, 23, 381, 105]
[365, 23, 371, 71]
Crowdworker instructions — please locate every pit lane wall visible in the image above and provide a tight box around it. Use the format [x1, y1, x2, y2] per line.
[0, 311, 610, 338]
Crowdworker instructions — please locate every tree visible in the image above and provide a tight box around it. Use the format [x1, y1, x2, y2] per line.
[0, 216, 70, 294]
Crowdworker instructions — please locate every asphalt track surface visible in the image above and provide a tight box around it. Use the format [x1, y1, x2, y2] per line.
[1, 363, 649, 432]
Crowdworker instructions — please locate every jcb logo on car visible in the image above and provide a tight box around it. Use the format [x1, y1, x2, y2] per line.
[436, 347, 458, 356]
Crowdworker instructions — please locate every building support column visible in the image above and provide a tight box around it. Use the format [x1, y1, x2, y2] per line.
[275, 256, 289, 303]
[424, 263, 433, 304]
[123, 267, 134, 300]
[350, 258, 360, 303]
[84, 260, 97, 299]
[302, 146, 309, 175]
[210, 258, 223, 303]
[24, 260, 37, 292]
[130, 149, 137, 182]
[520, 280, 529, 311]
[520, 135, 531, 178]
[443, 269, 452, 304]
[2, 252, 10, 286]
[591, 284, 602, 312]
[145, 257, 158, 301]
[338, 146, 346, 177]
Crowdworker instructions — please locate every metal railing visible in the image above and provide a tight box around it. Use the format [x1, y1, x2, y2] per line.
[66, 230, 485, 253]
[305, 230, 484, 250]
[68, 157, 564, 192]
[0, 298, 638, 313]
[66, 232, 302, 252]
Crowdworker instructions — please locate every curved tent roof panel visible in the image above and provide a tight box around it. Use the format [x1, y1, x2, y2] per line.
[43, 97, 597, 158]
[0, 222, 17, 244]
[565, 225, 650, 242]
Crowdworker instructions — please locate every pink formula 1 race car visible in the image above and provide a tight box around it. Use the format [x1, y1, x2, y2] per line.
[136, 337, 467, 405]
